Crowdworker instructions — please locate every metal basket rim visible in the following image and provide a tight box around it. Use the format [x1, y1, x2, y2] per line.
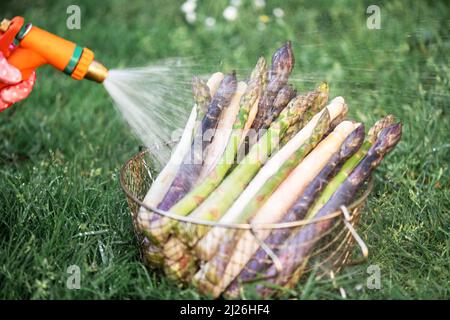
[120, 148, 373, 230]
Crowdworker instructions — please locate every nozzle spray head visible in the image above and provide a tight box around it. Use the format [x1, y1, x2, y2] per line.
[61, 46, 109, 84]
[85, 60, 108, 83]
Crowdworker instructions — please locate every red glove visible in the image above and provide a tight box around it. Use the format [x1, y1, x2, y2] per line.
[0, 51, 36, 112]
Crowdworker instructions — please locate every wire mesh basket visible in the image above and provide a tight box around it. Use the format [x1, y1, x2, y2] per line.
[120, 148, 372, 298]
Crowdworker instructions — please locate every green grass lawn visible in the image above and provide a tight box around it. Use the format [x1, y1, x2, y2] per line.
[0, 0, 448, 299]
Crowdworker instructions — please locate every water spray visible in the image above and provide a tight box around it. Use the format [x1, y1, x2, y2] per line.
[0, 16, 109, 88]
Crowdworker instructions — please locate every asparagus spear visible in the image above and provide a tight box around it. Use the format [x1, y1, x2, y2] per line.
[144, 241, 165, 267]
[255, 123, 402, 297]
[195, 121, 359, 297]
[226, 124, 365, 293]
[281, 82, 329, 144]
[156, 72, 238, 212]
[179, 94, 315, 247]
[251, 42, 295, 133]
[192, 76, 213, 120]
[142, 59, 267, 246]
[324, 103, 348, 135]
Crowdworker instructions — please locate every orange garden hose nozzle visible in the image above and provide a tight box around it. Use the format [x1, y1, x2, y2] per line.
[0, 17, 108, 90]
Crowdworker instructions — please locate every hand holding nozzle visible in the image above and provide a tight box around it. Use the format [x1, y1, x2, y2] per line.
[0, 48, 36, 112]
[0, 16, 109, 112]
[0, 16, 108, 83]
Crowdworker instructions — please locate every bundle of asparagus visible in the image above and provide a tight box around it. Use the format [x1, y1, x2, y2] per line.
[133, 41, 402, 298]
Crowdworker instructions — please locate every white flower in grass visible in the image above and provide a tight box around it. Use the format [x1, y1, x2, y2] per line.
[181, 0, 197, 14]
[254, 0, 266, 9]
[205, 17, 216, 28]
[185, 12, 197, 24]
[273, 7, 284, 18]
[231, 0, 242, 7]
[223, 6, 238, 21]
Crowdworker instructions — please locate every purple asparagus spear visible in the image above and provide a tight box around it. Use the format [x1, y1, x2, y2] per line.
[251, 42, 295, 133]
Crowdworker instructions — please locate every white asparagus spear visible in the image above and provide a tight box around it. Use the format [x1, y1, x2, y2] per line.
[195, 97, 347, 261]
[198, 81, 248, 181]
[206, 120, 359, 297]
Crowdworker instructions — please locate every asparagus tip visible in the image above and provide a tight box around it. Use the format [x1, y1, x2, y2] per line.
[368, 114, 397, 143]
[384, 122, 403, 145]
[271, 41, 295, 73]
[331, 96, 345, 105]
[252, 57, 268, 79]
[317, 81, 329, 93]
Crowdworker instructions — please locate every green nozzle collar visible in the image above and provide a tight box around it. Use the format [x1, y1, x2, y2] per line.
[13, 22, 32, 46]
[63, 45, 83, 75]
